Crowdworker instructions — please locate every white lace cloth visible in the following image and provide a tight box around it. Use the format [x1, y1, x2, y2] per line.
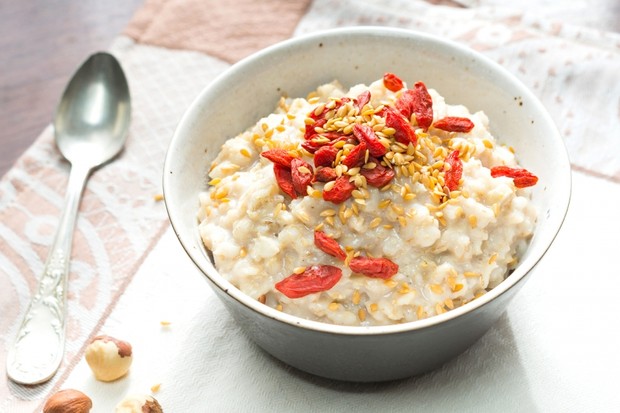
[1, 0, 619, 411]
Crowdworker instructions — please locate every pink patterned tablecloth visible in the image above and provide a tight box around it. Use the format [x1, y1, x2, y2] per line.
[1, 0, 619, 411]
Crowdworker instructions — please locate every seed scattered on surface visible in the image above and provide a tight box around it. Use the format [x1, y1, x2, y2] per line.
[379, 199, 391, 209]
[398, 283, 411, 294]
[323, 181, 336, 192]
[293, 266, 306, 274]
[468, 215, 478, 228]
[452, 283, 464, 292]
[153, 193, 164, 202]
[369, 217, 382, 228]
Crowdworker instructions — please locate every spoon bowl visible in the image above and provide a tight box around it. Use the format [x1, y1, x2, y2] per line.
[54, 53, 131, 166]
[6, 52, 131, 385]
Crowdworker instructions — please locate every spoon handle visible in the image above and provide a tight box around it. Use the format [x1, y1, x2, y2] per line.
[6, 163, 91, 385]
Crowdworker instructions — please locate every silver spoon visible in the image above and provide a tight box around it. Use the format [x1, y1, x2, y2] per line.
[6, 52, 131, 385]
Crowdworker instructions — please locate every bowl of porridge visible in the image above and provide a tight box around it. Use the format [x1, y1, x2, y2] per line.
[163, 27, 571, 381]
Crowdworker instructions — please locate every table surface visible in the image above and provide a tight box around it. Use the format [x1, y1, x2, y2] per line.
[0, 0, 143, 177]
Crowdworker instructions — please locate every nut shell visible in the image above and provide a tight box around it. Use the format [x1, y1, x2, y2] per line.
[85, 335, 133, 381]
[115, 394, 163, 413]
[43, 389, 92, 413]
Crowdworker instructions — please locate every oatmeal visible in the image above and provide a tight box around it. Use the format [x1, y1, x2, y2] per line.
[198, 73, 538, 326]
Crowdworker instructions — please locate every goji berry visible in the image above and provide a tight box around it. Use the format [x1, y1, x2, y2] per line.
[512, 175, 538, 188]
[304, 118, 327, 140]
[314, 145, 339, 167]
[323, 176, 356, 204]
[261, 149, 295, 168]
[433, 117, 475, 133]
[322, 131, 346, 141]
[355, 90, 371, 111]
[314, 231, 346, 261]
[273, 164, 297, 199]
[291, 158, 314, 195]
[490, 166, 538, 188]
[353, 124, 387, 157]
[385, 107, 417, 146]
[360, 162, 395, 187]
[301, 140, 320, 154]
[444, 150, 463, 191]
[302, 134, 346, 154]
[275, 265, 343, 298]
[342, 141, 367, 168]
[383, 72, 404, 92]
[349, 256, 399, 279]
[396, 82, 433, 130]
[314, 166, 337, 182]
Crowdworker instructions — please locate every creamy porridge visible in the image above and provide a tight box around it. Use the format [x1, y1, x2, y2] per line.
[198, 74, 538, 326]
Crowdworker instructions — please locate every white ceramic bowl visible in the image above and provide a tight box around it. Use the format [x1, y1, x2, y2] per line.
[163, 27, 571, 382]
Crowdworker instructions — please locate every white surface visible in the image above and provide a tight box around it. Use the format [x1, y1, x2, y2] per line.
[56, 169, 619, 412]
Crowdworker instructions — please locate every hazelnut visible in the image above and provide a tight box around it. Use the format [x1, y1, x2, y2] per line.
[43, 389, 92, 413]
[115, 394, 163, 413]
[84, 335, 133, 382]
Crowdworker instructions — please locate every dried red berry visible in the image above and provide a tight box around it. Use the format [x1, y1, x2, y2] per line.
[301, 140, 321, 154]
[360, 162, 395, 187]
[353, 124, 387, 157]
[291, 158, 314, 195]
[396, 82, 433, 130]
[355, 90, 371, 111]
[302, 134, 346, 154]
[349, 256, 399, 279]
[305, 118, 327, 140]
[444, 150, 463, 191]
[383, 72, 404, 92]
[323, 176, 356, 204]
[385, 107, 417, 146]
[433, 117, 475, 133]
[490, 166, 538, 188]
[261, 149, 295, 168]
[314, 231, 346, 260]
[314, 145, 339, 167]
[342, 141, 367, 169]
[273, 164, 296, 199]
[512, 175, 539, 188]
[275, 265, 343, 298]
[314, 166, 337, 182]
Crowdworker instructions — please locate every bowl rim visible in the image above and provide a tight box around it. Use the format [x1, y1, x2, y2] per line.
[163, 26, 572, 336]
